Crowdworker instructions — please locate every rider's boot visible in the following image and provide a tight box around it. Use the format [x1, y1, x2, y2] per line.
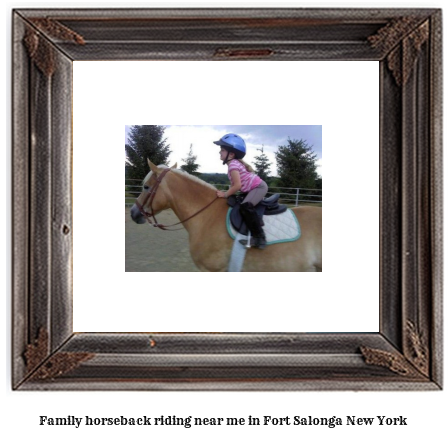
[238, 202, 267, 249]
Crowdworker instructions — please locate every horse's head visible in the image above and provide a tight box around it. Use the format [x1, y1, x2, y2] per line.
[130, 159, 177, 224]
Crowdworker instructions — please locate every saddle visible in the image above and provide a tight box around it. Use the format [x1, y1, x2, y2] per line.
[227, 194, 287, 236]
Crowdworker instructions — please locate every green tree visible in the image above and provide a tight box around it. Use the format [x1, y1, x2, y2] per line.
[252, 146, 271, 181]
[125, 125, 171, 181]
[275, 138, 319, 188]
[198, 173, 229, 185]
[180, 144, 200, 176]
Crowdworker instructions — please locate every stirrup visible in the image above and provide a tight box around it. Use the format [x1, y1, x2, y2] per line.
[239, 237, 266, 249]
[239, 232, 267, 250]
[238, 231, 251, 248]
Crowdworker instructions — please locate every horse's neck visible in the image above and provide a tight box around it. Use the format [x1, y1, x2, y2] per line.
[166, 172, 219, 230]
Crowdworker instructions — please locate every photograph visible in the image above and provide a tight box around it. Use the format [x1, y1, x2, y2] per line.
[125, 125, 323, 272]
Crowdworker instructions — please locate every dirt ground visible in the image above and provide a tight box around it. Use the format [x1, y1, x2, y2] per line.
[125, 207, 200, 272]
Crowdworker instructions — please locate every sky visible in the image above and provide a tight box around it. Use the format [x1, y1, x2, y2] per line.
[125, 125, 322, 177]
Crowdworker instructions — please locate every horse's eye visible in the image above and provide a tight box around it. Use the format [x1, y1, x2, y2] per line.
[144, 185, 149, 190]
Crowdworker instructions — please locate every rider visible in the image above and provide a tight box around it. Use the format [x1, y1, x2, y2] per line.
[214, 133, 268, 249]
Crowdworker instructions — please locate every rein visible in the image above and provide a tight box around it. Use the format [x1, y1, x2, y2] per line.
[135, 168, 219, 231]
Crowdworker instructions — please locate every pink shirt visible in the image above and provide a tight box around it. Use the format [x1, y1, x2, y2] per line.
[227, 160, 262, 193]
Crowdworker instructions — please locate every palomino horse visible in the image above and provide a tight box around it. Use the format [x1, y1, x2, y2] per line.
[130, 160, 322, 272]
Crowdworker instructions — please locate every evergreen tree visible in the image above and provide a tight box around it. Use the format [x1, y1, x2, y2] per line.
[252, 146, 271, 181]
[275, 138, 319, 188]
[125, 125, 171, 181]
[180, 144, 200, 176]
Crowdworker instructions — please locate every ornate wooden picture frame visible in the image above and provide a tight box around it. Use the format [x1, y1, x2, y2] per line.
[12, 8, 442, 390]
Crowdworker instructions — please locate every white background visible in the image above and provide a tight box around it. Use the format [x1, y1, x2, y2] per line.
[73, 60, 379, 332]
[3, 1, 446, 438]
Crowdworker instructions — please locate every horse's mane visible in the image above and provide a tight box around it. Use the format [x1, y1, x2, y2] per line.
[171, 168, 217, 192]
[143, 166, 217, 193]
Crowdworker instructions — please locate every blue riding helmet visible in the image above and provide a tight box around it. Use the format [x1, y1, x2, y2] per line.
[214, 133, 246, 160]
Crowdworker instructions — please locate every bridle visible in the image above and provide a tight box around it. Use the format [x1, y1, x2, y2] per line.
[135, 168, 218, 231]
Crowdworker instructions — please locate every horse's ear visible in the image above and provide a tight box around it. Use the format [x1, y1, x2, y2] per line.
[171, 162, 177, 169]
[147, 159, 160, 174]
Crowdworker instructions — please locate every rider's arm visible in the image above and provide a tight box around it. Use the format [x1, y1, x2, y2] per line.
[225, 170, 242, 197]
[216, 170, 242, 198]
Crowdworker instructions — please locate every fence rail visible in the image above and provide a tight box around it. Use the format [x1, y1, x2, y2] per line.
[125, 179, 322, 207]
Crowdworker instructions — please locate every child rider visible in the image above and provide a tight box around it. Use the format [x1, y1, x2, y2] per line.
[214, 133, 268, 249]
